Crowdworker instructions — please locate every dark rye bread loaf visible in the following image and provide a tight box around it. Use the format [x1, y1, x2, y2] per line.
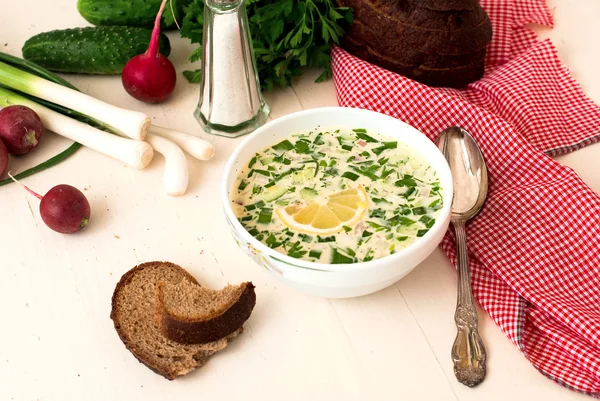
[155, 280, 256, 344]
[111, 261, 249, 380]
[338, 0, 492, 87]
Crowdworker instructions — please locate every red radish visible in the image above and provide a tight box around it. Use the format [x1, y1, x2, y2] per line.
[121, 0, 176, 103]
[8, 173, 91, 234]
[0, 105, 44, 155]
[0, 139, 8, 177]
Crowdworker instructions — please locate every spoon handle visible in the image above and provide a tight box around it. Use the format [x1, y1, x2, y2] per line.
[451, 220, 486, 387]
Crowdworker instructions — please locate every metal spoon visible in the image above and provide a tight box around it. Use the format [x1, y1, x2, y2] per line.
[436, 127, 488, 387]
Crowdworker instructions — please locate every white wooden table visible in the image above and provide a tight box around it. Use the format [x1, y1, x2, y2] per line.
[1, 1, 598, 400]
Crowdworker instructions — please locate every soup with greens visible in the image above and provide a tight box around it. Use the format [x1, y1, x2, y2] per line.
[230, 128, 443, 264]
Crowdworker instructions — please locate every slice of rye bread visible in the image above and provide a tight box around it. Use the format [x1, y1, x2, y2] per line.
[345, 20, 486, 68]
[345, 0, 488, 31]
[155, 279, 256, 344]
[340, 0, 492, 55]
[111, 261, 245, 380]
[407, 0, 481, 11]
[342, 36, 485, 87]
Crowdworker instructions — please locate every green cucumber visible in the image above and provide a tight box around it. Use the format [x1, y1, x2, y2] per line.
[22, 27, 171, 75]
[300, 187, 318, 200]
[77, 0, 183, 28]
[262, 185, 287, 202]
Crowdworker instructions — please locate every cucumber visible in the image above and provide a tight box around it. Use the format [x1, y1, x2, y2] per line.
[300, 187, 318, 200]
[77, 0, 183, 28]
[22, 27, 171, 75]
[262, 185, 287, 202]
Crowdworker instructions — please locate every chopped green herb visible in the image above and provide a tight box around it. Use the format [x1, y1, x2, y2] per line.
[397, 236, 409, 241]
[309, 250, 322, 259]
[399, 217, 416, 226]
[244, 200, 265, 211]
[372, 197, 391, 204]
[331, 248, 355, 264]
[254, 169, 271, 177]
[369, 208, 386, 219]
[403, 187, 416, 199]
[264, 181, 275, 188]
[257, 208, 273, 224]
[248, 156, 257, 168]
[417, 229, 429, 237]
[341, 171, 359, 181]
[342, 225, 352, 233]
[362, 230, 373, 237]
[429, 198, 443, 210]
[341, 144, 353, 151]
[351, 166, 379, 180]
[237, 180, 248, 190]
[356, 132, 378, 143]
[300, 234, 313, 243]
[317, 236, 336, 242]
[295, 141, 310, 154]
[419, 215, 436, 228]
[247, 228, 260, 236]
[412, 207, 429, 215]
[367, 221, 389, 231]
[272, 140, 294, 151]
[352, 128, 367, 133]
[240, 216, 253, 222]
[395, 176, 417, 187]
[313, 134, 325, 145]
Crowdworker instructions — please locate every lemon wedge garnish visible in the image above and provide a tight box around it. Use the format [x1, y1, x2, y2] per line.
[275, 186, 369, 235]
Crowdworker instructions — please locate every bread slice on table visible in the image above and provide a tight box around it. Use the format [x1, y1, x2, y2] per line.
[110, 261, 254, 380]
[155, 278, 256, 344]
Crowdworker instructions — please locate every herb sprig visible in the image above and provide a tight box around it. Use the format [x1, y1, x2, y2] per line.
[179, 0, 353, 90]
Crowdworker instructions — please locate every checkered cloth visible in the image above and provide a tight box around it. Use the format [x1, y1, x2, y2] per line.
[331, 0, 600, 396]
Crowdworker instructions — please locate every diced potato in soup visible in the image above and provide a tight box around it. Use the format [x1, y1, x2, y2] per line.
[231, 128, 443, 264]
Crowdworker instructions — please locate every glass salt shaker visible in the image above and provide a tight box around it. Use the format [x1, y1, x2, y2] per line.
[194, 0, 270, 137]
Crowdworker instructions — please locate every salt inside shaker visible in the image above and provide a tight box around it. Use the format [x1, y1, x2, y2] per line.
[194, 0, 270, 137]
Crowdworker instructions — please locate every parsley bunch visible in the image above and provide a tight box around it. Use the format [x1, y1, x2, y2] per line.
[178, 0, 353, 91]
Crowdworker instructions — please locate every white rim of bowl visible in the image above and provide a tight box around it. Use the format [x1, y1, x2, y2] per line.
[222, 107, 453, 272]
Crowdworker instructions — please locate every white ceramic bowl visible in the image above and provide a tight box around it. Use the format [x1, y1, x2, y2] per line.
[222, 107, 453, 298]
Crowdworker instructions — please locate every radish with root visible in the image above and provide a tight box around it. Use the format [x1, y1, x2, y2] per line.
[0, 105, 43, 155]
[9, 173, 91, 234]
[122, 0, 176, 103]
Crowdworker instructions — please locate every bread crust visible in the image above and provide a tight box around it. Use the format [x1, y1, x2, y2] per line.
[155, 282, 256, 345]
[337, 0, 492, 87]
[110, 261, 243, 380]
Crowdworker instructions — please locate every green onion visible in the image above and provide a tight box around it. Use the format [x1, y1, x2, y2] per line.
[412, 207, 429, 215]
[240, 215, 253, 222]
[341, 171, 359, 181]
[403, 187, 417, 199]
[257, 208, 273, 224]
[254, 169, 271, 177]
[331, 248, 355, 264]
[272, 140, 294, 151]
[355, 132, 378, 143]
[295, 141, 310, 153]
[429, 198, 443, 210]
[244, 200, 265, 211]
[420, 215, 436, 228]
[313, 133, 325, 145]
[351, 166, 379, 180]
[0, 59, 149, 140]
[238, 180, 249, 190]
[369, 209, 386, 219]
[341, 144, 353, 151]
[367, 221, 389, 231]
[395, 176, 417, 187]
[417, 229, 429, 237]
[397, 236, 409, 241]
[309, 250, 322, 259]
[372, 197, 391, 204]
[300, 234, 313, 242]
[352, 128, 367, 133]
[264, 181, 276, 188]
[317, 236, 336, 242]
[248, 228, 260, 236]
[342, 226, 352, 233]
[399, 217, 416, 226]
[362, 230, 373, 238]
[283, 158, 292, 165]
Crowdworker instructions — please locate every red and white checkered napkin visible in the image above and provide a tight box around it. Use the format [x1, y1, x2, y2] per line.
[331, 0, 600, 395]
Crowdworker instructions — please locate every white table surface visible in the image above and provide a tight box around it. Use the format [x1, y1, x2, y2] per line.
[1, 1, 599, 400]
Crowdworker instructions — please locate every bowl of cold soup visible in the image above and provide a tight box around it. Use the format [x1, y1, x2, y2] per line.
[222, 107, 453, 298]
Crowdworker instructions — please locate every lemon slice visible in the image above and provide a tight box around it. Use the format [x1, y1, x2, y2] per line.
[275, 186, 369, 235]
